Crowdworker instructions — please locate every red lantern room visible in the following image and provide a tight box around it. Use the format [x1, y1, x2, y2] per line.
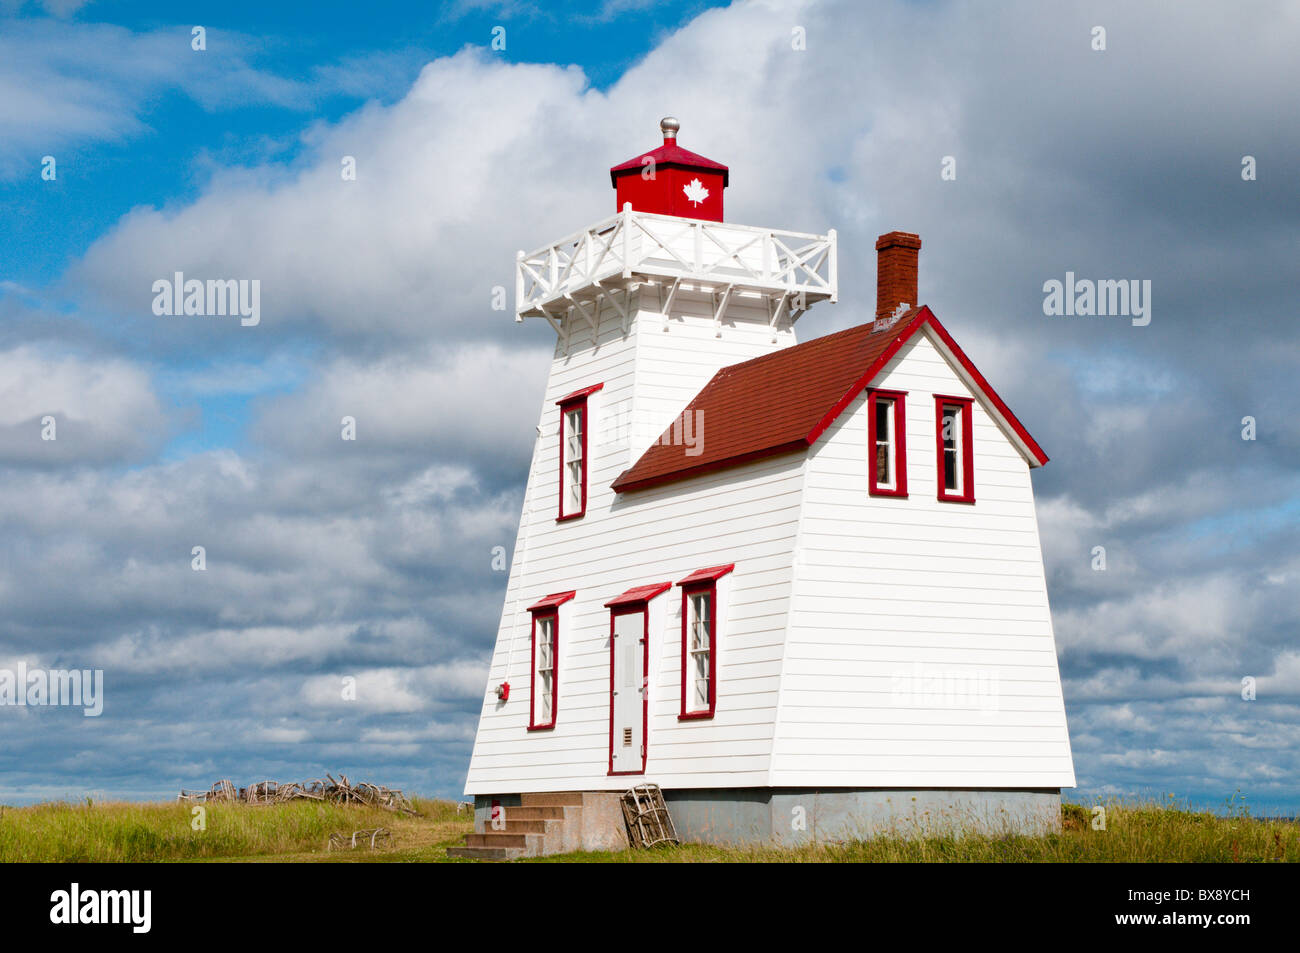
[609, 117, 728, 222]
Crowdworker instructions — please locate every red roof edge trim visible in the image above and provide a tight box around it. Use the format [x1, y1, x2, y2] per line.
[804, 307, 1048, 467]
[603, 581, 672, 608]
[676, 564, 735, 587]
[525, 590, 576, 612]
[556, 382, 603, 406]
[922, 315, 1049, 467]
[611, 438, 807, 493]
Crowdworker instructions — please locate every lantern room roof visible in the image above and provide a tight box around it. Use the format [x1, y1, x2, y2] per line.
[609, 119, 729, 186]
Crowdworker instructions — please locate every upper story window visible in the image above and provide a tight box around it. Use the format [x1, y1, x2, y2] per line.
[525, 590, 575, 730]
[676, 564, 734, 720]
[867, 389, 908, 497]
[935, 395, 975, 503]
[556, 384, 602, 521]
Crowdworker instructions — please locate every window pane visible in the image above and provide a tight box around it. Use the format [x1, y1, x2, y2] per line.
[687, 590, 713, 711]
[942, 406, 961, 492]
[874, 399, 892, 485]
[942, 408, 958, 450]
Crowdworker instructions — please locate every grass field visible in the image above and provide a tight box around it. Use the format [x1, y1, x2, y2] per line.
[1, 797, 1295, 862]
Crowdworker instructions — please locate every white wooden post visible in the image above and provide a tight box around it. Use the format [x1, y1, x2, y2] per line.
[515, 250, 525, 321]
[827, 228, 838, 303]
[622, 203, 633, 278]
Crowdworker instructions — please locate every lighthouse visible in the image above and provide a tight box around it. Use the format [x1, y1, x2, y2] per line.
[513, 117, 838, 468]
[455, 119, 1073, 858]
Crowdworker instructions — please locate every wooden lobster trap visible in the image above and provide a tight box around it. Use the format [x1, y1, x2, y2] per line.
[327, 828, 392, 851]
[621, 784, 679, 849]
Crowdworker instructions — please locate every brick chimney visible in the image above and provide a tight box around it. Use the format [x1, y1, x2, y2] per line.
[875, 231, 922, 321]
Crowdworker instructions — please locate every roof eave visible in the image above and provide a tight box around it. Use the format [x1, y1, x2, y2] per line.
[611, 438, 808, 494]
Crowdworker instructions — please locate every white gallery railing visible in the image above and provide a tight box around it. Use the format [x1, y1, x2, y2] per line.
[516, 205, 837, 319]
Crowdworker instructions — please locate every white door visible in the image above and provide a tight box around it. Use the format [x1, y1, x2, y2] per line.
[610, 610, 645, 773]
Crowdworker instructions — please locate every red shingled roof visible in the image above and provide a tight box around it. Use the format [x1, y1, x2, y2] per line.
[611, 306, 1047, 493]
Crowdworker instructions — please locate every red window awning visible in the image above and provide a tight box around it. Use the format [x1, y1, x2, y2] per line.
[526, 590, 576, 612]
[676, 564, 735, 586]
[556, 382, 604, 406]
[603, 581, 671, 608]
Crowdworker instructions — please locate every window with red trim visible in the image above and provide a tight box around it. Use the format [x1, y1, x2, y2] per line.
[529, 610, 558, 730]
[935, 395, 975, 503]
[867, 389, 907, 497]
[682, 587, 714, 717]
[556, 385, 600, 521]
[677, 564, 732, 720]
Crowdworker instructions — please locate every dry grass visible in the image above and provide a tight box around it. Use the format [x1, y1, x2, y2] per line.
[2, 796, 1295, 863]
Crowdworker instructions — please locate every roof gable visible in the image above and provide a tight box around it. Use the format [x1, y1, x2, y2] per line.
[611, 306, 1047, 493]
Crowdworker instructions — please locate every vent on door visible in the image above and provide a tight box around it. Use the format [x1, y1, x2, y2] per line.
[623, 727, 633, 746]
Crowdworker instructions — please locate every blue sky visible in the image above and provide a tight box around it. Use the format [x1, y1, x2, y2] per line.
[2, 0, 1298, 816]
[2, 0, 722, 285]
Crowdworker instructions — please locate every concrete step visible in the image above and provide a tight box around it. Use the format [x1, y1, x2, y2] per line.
[504, 805, 567, 821]
[499, 818, 558, 835]
[447, 845, 525, 862]
[521, 791, 586, 807]
[466, 832, 532, 849]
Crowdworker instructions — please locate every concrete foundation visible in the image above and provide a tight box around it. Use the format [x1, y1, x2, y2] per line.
[662, 788, 1062, 846]
[472, 787, 1060, 851]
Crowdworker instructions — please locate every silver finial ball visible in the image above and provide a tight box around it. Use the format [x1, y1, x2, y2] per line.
[660, 116, 680, 138]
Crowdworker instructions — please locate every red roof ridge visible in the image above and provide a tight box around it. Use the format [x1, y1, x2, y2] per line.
[611, 306, 1047, 494]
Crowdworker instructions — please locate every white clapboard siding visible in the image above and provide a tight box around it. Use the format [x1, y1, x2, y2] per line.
[465, 298, 1075, 796]
[464, 293, 803, 794]
[771, 328, 1075, 788]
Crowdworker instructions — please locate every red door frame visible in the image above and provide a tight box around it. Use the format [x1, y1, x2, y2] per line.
[607, 604, 649, 776]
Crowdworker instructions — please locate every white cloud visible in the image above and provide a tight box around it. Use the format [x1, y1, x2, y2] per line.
[0, 345, 168, 464]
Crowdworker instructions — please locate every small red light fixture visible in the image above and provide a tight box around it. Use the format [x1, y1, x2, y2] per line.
[496, 681, 510, 701]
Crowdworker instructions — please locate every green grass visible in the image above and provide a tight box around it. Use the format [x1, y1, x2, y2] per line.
[537, 802, 1298, 863]
[1, 796, 1295, 863]
[0, 797, 468, 863]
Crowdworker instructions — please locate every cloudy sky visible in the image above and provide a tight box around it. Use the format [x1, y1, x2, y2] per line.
[1, 0, 1296, 813]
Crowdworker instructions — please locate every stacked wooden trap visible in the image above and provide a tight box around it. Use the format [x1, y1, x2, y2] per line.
[178, 773, 417, 815]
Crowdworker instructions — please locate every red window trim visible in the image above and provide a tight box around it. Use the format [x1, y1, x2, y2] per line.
[556, 383, 602, 522]
[676, 564, 732, 720]
[934, 395, 975, 504]
[867, 388, 908, 497]
[607, 603, 650, 776]
[527, 607, 560, 731]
